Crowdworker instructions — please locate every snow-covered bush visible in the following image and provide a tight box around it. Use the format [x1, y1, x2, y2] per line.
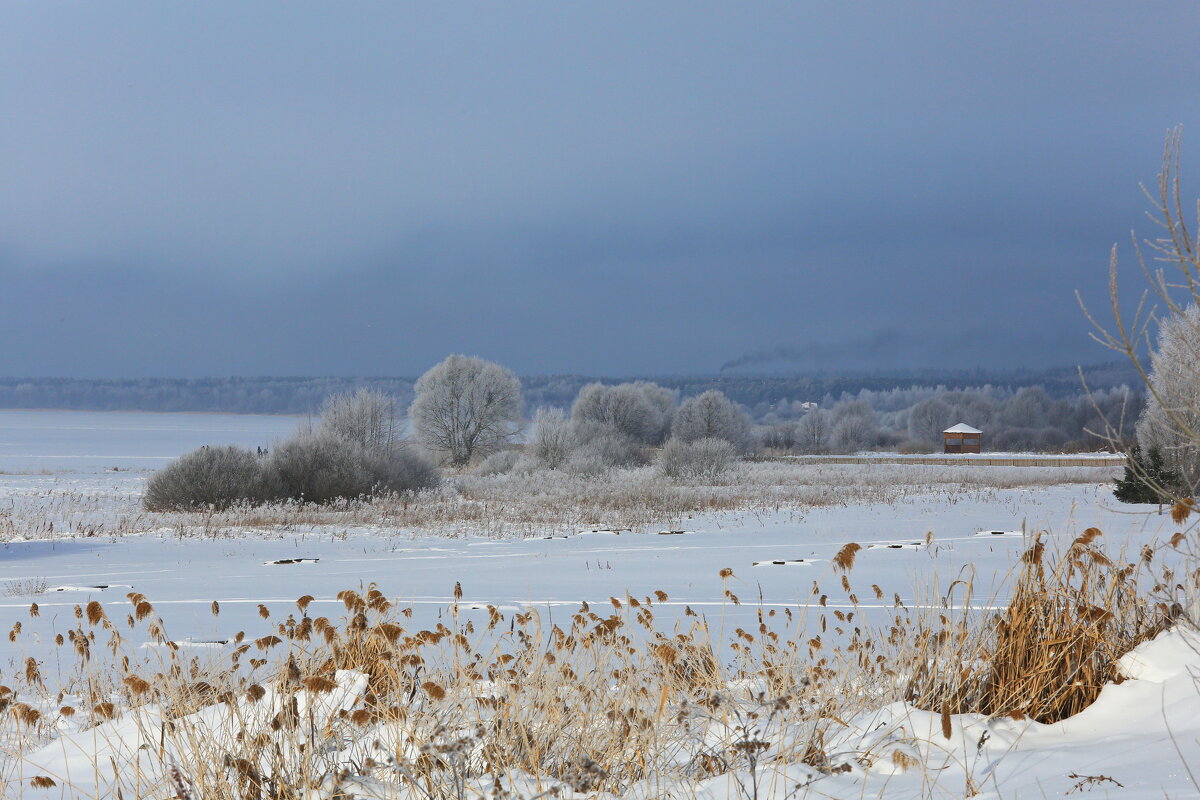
[143, 445, 275, 511]
[657, 437, 737, 480]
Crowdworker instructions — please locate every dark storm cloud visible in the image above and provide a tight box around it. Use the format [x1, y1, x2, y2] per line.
[1, 2, 1198, 377]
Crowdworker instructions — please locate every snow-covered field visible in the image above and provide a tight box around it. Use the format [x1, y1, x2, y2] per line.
[0, 411, 1196, 799]
[0, 484, 1169, 669]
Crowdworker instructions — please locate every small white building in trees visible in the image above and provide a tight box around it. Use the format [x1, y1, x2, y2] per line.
[943, 423, 982, 454]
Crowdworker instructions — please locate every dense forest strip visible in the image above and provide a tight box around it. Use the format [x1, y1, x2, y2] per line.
[0, 363, 1138, 415]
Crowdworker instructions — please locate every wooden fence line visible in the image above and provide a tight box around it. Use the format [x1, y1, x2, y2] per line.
[768, 456, 1124, 468]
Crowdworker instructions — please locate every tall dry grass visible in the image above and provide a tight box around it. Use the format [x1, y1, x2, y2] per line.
[905, 525, 1172, 724]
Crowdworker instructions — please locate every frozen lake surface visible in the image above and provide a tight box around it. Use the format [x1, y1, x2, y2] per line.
[0, 409, 303, 474]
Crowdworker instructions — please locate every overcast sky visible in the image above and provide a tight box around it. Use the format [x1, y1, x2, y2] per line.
[3, 2, 1198, 377]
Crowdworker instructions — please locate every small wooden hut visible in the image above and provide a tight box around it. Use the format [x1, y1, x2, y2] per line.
[943, 423, 982, 454]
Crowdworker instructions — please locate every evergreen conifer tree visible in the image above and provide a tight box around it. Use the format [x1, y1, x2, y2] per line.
[1114, 446, 1181, 504]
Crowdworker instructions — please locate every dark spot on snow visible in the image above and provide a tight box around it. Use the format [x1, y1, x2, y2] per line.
[658, 530, 688, 536]
[265, 558, 320, 565]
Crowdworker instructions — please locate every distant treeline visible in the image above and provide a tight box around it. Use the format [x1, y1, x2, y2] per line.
[0, 377, 417, 415]
[523, 363, 1138, 412]
[0, 363, 1138, 417]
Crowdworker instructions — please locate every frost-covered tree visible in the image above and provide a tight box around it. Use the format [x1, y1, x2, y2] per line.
[906, 397, 954, 445]
[527, 407, 578, 469]
[794, 409, 831, 453]
[829, 400, 877, 454]
[1135, 305, 1200, 494]
[830, 417, 874, 454]
[630, 381, 677, 445]
[942, 391, 998, 432]
[671, 390, 753, 453]
[997, 386, 1052, 429]
[571, 381, 675, 446]
[759, 421, 799, 450]
[410, 355, 524, 467]
[319, 388, 399, 453]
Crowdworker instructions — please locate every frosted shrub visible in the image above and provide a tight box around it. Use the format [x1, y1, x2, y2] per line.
[362, 445, 441, 493]
[527, 407, 577, 469]
[270, 434, 374, 503]
[270, 434, 438, 504]
[143, 445, 274, 511]
[473, 448, 522, 476]
[657, 437, 737, 481]
[565, 432, 647, 475]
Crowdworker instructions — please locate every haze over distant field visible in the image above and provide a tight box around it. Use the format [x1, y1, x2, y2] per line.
[3, 3, 1199, 377]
